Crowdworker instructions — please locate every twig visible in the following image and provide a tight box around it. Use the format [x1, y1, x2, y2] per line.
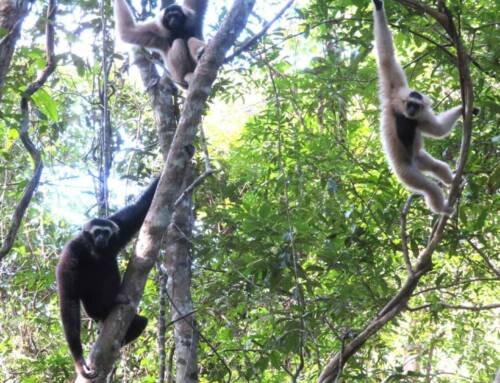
[465, 237, 500, 277]
[401, 194, 417, 276]
[407, 302, 500, 312]
[224, 0, 295, 63]
[0, 0, 56, 263]
[413, 277, 499, 296]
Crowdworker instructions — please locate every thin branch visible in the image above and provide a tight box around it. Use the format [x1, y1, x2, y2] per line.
[465, 237, 500, 277]
[413, 277, 499, 296]
[401, 194, 417, 276]
[0, 0, 56, 263]
[225, 0, 295, 63]
[408, 302, 500, 312]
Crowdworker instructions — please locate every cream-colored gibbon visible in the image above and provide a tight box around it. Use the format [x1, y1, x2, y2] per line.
[115, 0, 208, 88]
[372, 0, 479, 214]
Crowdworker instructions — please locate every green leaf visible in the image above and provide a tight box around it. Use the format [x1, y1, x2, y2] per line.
[31, 88, 59, 122]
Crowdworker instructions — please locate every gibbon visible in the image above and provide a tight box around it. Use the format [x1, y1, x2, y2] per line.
[56, 178, 159, 379]
[372, 0, 479, 214]
[114, 0, 208, 88]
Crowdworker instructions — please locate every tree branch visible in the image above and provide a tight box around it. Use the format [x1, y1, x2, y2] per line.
[401, 194, 417, 276]
[407, 302, 500, 312]
[225, 0, 295, 63]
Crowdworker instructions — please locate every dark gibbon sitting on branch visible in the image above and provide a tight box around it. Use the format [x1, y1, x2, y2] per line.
[372, 0, 479, 214]
[114, 0, 208, 88]
[56, 177, 159, 380]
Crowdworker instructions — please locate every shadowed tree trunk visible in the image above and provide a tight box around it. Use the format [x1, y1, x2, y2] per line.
[0, 0, 30, 101]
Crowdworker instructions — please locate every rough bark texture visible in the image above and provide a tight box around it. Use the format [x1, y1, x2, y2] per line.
[135, 47, 199, 383]
[78, 1, 256, 381]
[134, 49, 178, 160]
[165, 164, 198, 383]
[317, 1, 477, 382]
[0, 0, 30, 101]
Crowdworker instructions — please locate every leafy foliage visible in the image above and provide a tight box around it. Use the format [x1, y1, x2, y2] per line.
[0, 0, 498, 382]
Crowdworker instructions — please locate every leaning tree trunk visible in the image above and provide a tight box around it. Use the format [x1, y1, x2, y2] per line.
[0, 0, 30, 101]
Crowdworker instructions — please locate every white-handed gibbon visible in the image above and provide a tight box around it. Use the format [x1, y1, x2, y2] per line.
[56, 178, 159, 379]
[114, 0, 208, 88]
[372, 0, 479, 214]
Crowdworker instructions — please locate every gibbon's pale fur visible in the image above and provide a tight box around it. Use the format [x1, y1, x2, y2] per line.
[372, 0, 479, 214]
[114, 0, 207, 88]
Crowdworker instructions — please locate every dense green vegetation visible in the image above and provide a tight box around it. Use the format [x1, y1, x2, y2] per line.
[0, 0, 498, 382]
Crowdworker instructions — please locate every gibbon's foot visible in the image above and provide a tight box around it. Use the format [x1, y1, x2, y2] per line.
[183, 72, 194, 87]
[76, 357, 98, 379]
[472, 107, 481, 116]
[373, 0, 383, 10]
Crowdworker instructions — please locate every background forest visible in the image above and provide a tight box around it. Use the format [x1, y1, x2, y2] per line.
[0, 0, 498, 382]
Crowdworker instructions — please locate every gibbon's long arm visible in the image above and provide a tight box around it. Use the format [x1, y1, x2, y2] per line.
[373, 0, 407, 96]
[419, 106, 463, 138]
[183, 0, 208, 38]
[107, 177, 159, 249]
[114, 0, 169, 50]
[56, 256, 96, 379]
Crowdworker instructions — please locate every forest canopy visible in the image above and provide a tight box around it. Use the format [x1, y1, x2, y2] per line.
[0, 0, 498, 382]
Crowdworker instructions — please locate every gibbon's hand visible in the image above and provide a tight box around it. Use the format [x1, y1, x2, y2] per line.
[472, 107, 481, 116]
[76, 357, 98, 379]
[373, 0, 383, 10]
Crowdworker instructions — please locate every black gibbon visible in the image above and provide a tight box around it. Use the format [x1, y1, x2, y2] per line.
[372, 0, 479, 214]
[114, 0, 208, 88]
[56, 177, 159, 379]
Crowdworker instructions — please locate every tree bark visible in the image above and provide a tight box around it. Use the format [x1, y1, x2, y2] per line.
[0, 0, 30, 102]
[134, 48, 199, 382]
[78, 1, 256, 381]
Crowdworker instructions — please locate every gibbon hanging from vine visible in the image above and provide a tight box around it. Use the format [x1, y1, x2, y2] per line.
[372, 0, 479, 214]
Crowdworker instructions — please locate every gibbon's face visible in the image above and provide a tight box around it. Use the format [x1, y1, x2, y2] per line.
[162, 5, 186, 31]
[83, 219, 119, 251]
[403, 90, 427, 120]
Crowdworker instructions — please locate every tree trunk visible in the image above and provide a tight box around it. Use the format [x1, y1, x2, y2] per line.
[0, 0, 30, 101]
[165, 163, 198, 383]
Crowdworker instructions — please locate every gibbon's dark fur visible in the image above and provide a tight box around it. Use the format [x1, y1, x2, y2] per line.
[372, 0, 478, 214]
[115, 0, 208, 88]
[56, 177, 159, 379]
